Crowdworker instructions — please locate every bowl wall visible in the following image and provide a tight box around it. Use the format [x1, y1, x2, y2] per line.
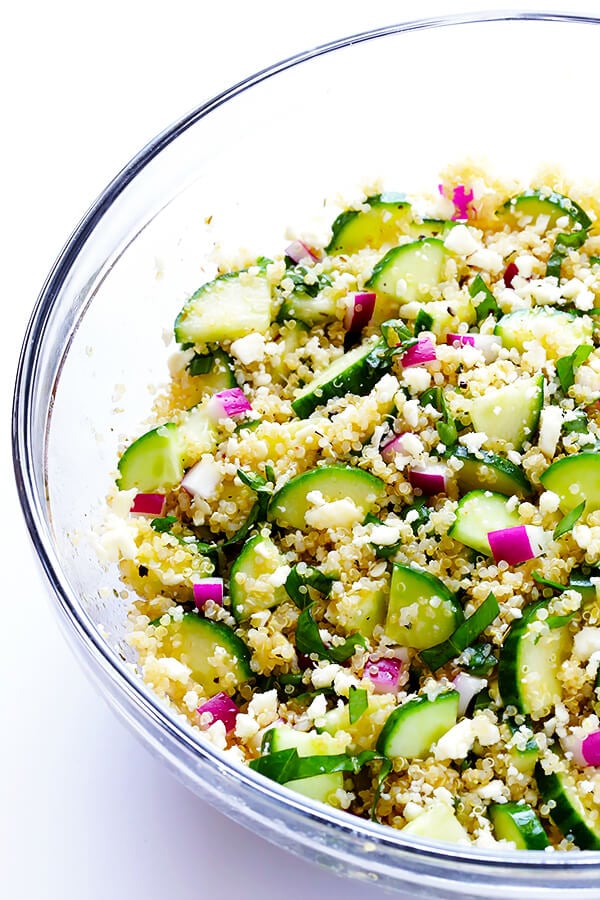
[14, 13, 600, 898]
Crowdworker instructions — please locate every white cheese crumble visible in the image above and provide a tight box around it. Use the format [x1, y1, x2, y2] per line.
[304, 491, 363, 530]
[443, 224, 480, 256]
[230, 332, 266, 364]
[573, 628, 600, 661]
[538, 406, 563, 459]
[434, 714, 500, 761]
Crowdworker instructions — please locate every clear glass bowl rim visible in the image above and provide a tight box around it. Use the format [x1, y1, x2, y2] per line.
[12, 8, 600, 888]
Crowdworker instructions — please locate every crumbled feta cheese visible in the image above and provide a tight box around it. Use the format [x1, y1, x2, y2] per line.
[311, 663, 341, 689]
[468, 248, 503, 273]
[434, 714, 500, 760]
[230, 332, 266, 364]
[155, 657, 191, 683]
[444, 224, 480, 256]
[459, 432, 487, 453]
[248, 689, 279, 727]
[574, 628, 600, 661]
[234, 713, 260, 740]
[403, 398, 420, 428]
[306, 692, 328, 722]
[370, 523, 401, 546]
[539, 490, 561, 515]
[402, 366, 432, 395]
[304, 491, 363, 530]
[538, 406, 563, 458]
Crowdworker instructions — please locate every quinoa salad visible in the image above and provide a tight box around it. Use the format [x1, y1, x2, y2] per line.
[99, 164, 600, 852]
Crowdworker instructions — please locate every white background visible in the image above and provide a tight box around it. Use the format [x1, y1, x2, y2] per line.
[2, 3, 593, 899]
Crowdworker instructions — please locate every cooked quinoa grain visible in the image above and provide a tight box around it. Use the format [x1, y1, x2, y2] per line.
[100, 166, 600, 851]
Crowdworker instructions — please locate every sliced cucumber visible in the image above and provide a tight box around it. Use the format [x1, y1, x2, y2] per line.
[498, 600, 572, 719]
[318, 693, 392, 743]
[326, 194, 412, 254]
[400, 295, 475, 339]
[376, 691, 459, 759]
[155, 612, 252, 697]
[569, 568, 599, 605]
[277, 291, 337, 327]
[488, 802, 549, 850]
[177, 404, 218, 469]
[449, 490, 520, 556]
[117, 422, 183, 491]
[401, 802, 470, 844]
[385, 564, 463, 650]
[337, 582, 388, 638]
[268, 465, 386, 531]
[366, 238, 448, 305]
[229, 533, 289, 622]
[535, 760, 600, 850]
[469, 375, 544, 449]
[494, 308, 593, 359]
[406, 218, 455, 240]
[497, 190, 592, 231]
[187, 348, 236, 395]
[540, 452, 600, 514]
[270, 319, 309, 380]
[262, 725, 347, 804]
[291, 336, 389, 418]
[174, 270, 272, 344]
[509, 737, 540, 776]
[450, 446, 532, 498]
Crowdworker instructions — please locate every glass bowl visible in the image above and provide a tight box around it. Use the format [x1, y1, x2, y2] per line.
[12, 11, 600, 898]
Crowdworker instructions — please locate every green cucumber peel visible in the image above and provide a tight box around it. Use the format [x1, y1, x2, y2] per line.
[295, 604, 367, 663]
[420, 592, 500, 671]
[556, 344, 594, 392]
[348, 686, 369, 724]
[249, 746, 380, 784]
[470, 274, 500, 323]
[553, 500, 586, 539]
[285, 565, 335, 610]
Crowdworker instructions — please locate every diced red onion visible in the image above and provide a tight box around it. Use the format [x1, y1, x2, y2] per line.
[365, 652, 407, 694]
[285, 240, 320, 264]
[206, 387, 252, 421]
[438, 183, 474, 220]
[503, 261, 519, 287]
[343, 292, 376, 332]
[130, 493, 166, 516]
[193, 578, 224, 609]
[181, 458, 221, 500]
[582, 731, 600, 766]
[561, 733, 589, 767]
[402, 335, 437, 368]
[409, 465, 447, 495]
[446, 332, 502, 363]
[488, 524, 545, 566]
[452, 672, 488, 717]
[379, 432, 409, 463]
[197, 692, 239, 733]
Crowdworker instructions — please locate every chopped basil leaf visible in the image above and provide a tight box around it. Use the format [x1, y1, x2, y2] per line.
[563, 413, 589, 435]
[285, 565, 334, 610]
[461, 643, 497, 676]
[470, 274, 500, 323]
[187, 352, 214, 376]
[295, 604, 366, 663]
[286, 265, 331, 298]
[546, 229, 588, 281]
[420, 593, 500, 671]
[150, 515, 178, 533]
[381, 319, 413, 348]
[401, 497, 431, 534]
[531, 570, 565, 591]
[553, 500, 586, 540]
[237, 468, 269, 491]
[250, 745, 379, 784]
[348, 686, 368, 724]
[414, 309, 434, 336]
[556, 343, 593, 392]
[590, 256, 600, 267]
[420, 386, 457, 447]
